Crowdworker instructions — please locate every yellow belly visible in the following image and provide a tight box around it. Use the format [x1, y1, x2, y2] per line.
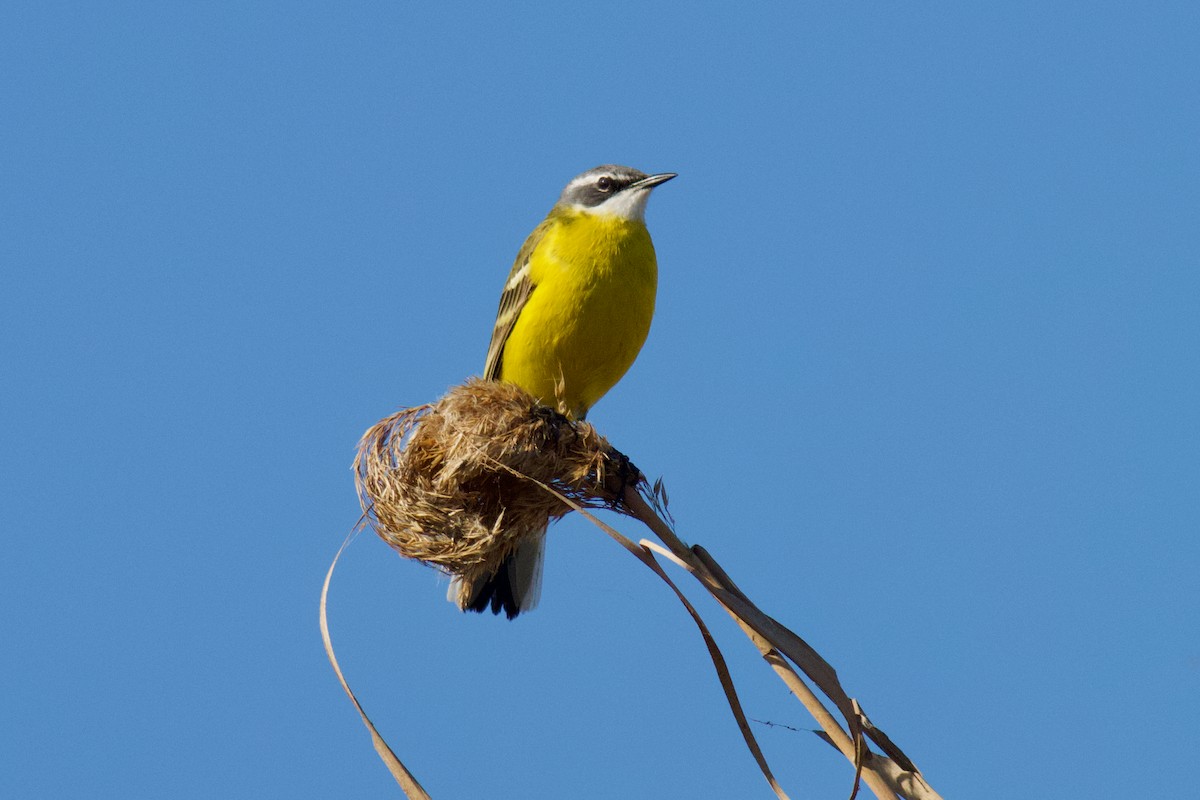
[500, 211, 657, 417]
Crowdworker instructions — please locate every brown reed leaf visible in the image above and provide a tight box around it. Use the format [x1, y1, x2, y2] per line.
[320, 524, 432, 800]
[340, 377, 938, 800]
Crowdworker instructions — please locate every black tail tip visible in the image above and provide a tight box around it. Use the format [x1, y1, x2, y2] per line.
[464, 566, 521, 620]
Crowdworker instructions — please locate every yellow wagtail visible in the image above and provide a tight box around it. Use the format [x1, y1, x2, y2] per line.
[454, 164, 675, 618]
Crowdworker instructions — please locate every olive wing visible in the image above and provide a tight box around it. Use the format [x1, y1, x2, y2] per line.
[483, 218, 552, 381]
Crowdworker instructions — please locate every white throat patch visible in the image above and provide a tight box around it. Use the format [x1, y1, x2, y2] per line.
[570, 186, 654, 221]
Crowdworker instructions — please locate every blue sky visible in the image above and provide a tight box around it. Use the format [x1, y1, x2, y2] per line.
[3, 2, 1197, 797]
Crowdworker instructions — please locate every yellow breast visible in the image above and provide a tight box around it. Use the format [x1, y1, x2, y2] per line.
[500, 209, 658, 417]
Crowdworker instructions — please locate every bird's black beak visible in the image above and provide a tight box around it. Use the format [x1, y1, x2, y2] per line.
[632, 172, 677, 190]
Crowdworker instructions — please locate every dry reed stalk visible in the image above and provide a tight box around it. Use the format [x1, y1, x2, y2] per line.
[340, 379, 940, 800]
[320, 526, 431, 800]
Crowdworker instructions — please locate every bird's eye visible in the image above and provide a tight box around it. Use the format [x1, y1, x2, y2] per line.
[596, 176, 614, 193]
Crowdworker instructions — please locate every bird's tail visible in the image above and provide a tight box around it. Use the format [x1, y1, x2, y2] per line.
[448, 528, 546, 619]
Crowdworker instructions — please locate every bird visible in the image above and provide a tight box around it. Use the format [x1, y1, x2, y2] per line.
[451, 164, 675, 619]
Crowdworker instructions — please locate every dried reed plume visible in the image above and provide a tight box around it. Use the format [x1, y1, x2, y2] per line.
[332, 378, 941, 800]
[354, 378, 636, 601]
